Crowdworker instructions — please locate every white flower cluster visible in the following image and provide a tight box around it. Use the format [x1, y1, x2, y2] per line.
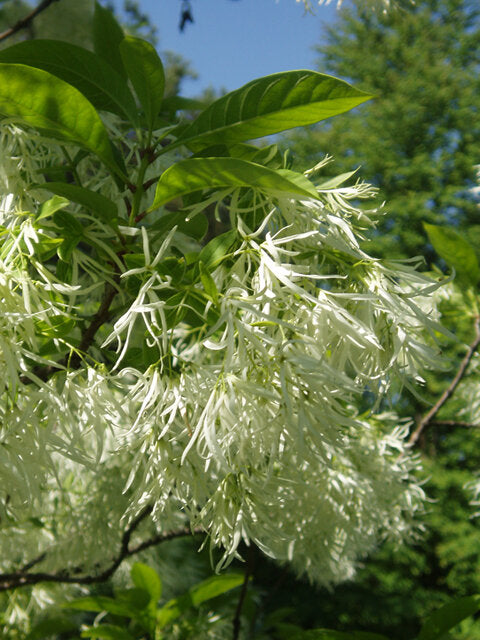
[0, 126, 444, 588]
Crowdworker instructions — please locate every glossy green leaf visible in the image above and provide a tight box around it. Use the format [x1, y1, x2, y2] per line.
[81, 625, 135, 640]
[0, 63, 125, 178]
[93, 1, 126, 78]
[416, 595, 480, 640]
[34, 315, 75, 338]
[130, 563, 162, 603]
[198, 229, 237, 270]
[37, 195, 69, 221]
[424, 223, 480, 287]
[0, 40, 138, 124]
[157, 572, 243, 628]
[150, 158, 318, 211]
[120, 36, 164, 131]
[175, 70, 372, 149]
[34, 183, 117, 224]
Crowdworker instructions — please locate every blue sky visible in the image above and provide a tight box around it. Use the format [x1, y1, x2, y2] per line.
[111, 1, 338, 97]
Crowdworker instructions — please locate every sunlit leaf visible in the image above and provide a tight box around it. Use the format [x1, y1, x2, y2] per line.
[424, 223, 480, 287]
[175, 70, 372, 149]
[0, 63, 125, 178]
[0, 40, 138, 124]
[150, 158, 319, 210]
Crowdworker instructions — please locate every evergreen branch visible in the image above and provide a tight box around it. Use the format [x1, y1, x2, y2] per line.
[0, 0, 61, 43]
[408, 315, 480, 447]
[0, 506, 204, 592]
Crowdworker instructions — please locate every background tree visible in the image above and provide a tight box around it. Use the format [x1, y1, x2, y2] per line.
[288, 0, 480, 262]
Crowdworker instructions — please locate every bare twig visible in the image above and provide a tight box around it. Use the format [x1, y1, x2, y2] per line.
[232, 546, 256, 640]
[408, 315, 480, 448]
[0, 0, 61, 43]
[0, 506, 204, 592]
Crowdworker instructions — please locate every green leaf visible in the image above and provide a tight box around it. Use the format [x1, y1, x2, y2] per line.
[150, 158, 319, 211]
[198, 229, 237, 270]
[81, 625, 135, 640]
[0, 63, 125, 178]
[175, 70, 372, 149]
[53, 210, 84, 236]
[37, 195, 70, 221]
[120, 37, 164, 131]
[157, 573, 244, 628]
[34, 315, 75, 338]
[0, 40, 138, 125]
[292, 631, 388, 640]
[93, 2, 126, 79]
[317, 171, 357, 189]
[64, 595, 138, 618]
[151, 211, 208, 242]
[130, 563, 162, 603]
[416, 595, 480, 640]
[424, 223, 480, 287]
[199, 261, 219, 304]
[27, 617, 77, 639]
[34, 183, 117, 224]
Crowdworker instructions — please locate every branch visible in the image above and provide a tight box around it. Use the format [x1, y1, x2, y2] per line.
[429, 420, 480, 429]
[20, 275, 121, 385]
[232, 546, 256, 640]
[0, 0, 61, 43]
[0, 506, 204, 592]
[408, 315, 480, 448]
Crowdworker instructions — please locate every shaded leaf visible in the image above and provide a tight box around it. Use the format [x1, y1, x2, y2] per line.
[150, 157, 318, 211]
[0, 63, 125, 177]
[292, 631, 388, 640]
[175, 70, 372, 149]
[424, 223, 480, 287]
[0, 40, 138, 124]
[81, 625, 135, 640]
[93, 1, 126, 78]
[64, 595, 137, 618]
[34, 183, 117, 224]
[417, 595, 480, 640]
[120, 37, 164, 131]
[198, 229, 237, 270]
[27, 617, 77, 640]
[157, 573, 244, 628]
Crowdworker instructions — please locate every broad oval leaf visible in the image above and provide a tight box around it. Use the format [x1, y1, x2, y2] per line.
[176, 70, 372, 149]
[130, 562, 162, 603]
[424, 223, 480, 287]
[150, 157, 319, 211]
[120, 36, 165, 131]
[33, 183, 117, 224]
[416, 595, 480, 640]
[0, 63, 125, 178]
[0, 40, 139, 125]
